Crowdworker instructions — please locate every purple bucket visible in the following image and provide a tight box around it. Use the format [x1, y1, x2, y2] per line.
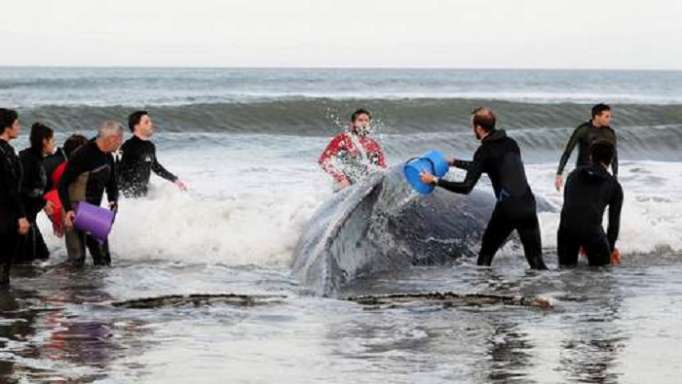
[74, 202, 115, 242]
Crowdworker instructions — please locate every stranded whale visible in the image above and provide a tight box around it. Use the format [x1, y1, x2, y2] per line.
[292, 165, 507, 296]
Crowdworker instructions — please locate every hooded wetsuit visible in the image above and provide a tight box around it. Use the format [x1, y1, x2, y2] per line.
[319, 131, 386, 185]
[58, 140, 118, 266]
[0, 139, 26, 284]
[118, 135, 177, 197]
[435, 130, 547, 270]
[16, 147, 49, 262]
[557, 121, 618, 177]
[558, 164, 623, 267]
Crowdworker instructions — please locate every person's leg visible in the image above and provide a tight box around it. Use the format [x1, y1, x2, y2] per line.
[584, 231, 611, 267]
[516, 215, 547, 270]
[31, 222, 50, 261]
[86, 237, 111, 266]
[557, 225, 580, 267]
[0, 225, 20, 286]
[15, 221, 49, 263]
[65, 228, 86, 266]
[478, 206, 514, 266]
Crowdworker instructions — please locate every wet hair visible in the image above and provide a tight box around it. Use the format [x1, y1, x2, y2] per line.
[63, 134, 88, 158]
[591, 103, 611, 118]
[351, 109, 371, 122]
[0, 108, 19, 133]
[29, 122, 54, 153]
[128, 110, 149, 132]
[591, 140, 615, 166]
[472, 107, 496, 132]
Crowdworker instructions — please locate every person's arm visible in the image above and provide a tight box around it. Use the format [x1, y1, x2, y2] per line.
[150, 143, 178, 182]
[58, 154, 86, 213]
[436, 151, 484, 195]
[451, 159, 474, 170]
[611, 140, 619, 178]
[607, 182, 624, 250]
[106, 155, 119, 207]
[0, 152, 26, 219]
[319, 134, 349, 184]
[557, 125, 586, 176]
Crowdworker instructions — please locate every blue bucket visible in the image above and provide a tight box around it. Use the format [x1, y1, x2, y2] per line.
[403, 150, 449, 195]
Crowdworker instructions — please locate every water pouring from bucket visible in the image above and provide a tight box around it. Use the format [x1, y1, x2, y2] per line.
[403, 150, 449, 195]
[73, 202, 116, 243]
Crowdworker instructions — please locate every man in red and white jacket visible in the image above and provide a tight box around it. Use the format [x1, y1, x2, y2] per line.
[318, 109, 386, 190]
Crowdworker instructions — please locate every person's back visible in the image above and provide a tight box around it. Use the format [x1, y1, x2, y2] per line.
[476, 130, 532, 204]
[558, 141, 623, 267]
[561, 165, 621, 232]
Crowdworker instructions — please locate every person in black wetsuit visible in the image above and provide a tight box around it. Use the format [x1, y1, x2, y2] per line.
[420, 107, 547, 270]
[16, 123, 57, 263]
[118, 111, 187, 197]
[58, 121, 123, 266]
[558, 141, 623, 267]
[0, 109, 30, 286]
[555, 103, 618, 191]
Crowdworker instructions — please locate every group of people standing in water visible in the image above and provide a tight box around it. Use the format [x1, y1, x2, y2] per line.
[319, 104, 622, 271]
[0, 109, 186, 286]
[0, 102, 622, 288]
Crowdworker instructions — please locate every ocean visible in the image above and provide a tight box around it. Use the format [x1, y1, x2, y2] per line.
[1, 67, 682, 383]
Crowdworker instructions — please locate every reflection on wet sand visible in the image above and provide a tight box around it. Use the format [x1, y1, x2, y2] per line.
[0, 265, 150, 383]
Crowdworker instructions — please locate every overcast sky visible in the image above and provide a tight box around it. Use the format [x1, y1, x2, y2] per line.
[2, 0, 681, 69]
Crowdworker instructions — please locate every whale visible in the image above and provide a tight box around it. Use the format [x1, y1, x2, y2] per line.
[292, 165, 510, 297]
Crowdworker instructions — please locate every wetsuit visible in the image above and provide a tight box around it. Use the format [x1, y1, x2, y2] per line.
[58, 140, 118, 266]
[435, 130, 547, 270]
[0, 139, 26, 285]
[118, 135, 177, 197]
[557, 121, 618, 177]
[558, 164, 623, 267]
[16, 148, 49, 262]
[319, 132, 386, 185]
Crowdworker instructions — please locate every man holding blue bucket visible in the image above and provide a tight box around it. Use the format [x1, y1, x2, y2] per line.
[58, 121, 122, 266]
[420, 107, 547, 270]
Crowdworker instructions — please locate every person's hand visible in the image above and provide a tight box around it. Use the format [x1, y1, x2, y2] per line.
[611, 248, 621, 266]
[336, 178, 351, 190]
[174, 179, 188, 191]
[420, 171, 437, 185]
[17, 218, 30, 235]
[554, 175, 564, 192]
[43, 200, 55, 216]
[64, 211, 76, 228]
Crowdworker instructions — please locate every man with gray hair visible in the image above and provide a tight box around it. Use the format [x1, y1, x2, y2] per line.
[58, 120, 123, 266]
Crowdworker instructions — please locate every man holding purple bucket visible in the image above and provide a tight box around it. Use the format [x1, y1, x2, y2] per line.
[58, 121, 123, 266]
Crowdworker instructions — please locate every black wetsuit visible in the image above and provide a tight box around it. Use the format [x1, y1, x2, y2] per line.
[16, 148, 49, 262]
[557, 121, 618, 177]
[436, 130, 547, 270]
[0, 139, 26, 285]
[118, 136, 177, 197]
[58, 140, 118, 266]
[558, 164, 623, 267]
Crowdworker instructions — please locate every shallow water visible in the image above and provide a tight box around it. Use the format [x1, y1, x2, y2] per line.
[2, 68, 682, 383]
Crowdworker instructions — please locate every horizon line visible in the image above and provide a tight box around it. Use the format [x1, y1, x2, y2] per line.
[1, 65, 681, 72]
